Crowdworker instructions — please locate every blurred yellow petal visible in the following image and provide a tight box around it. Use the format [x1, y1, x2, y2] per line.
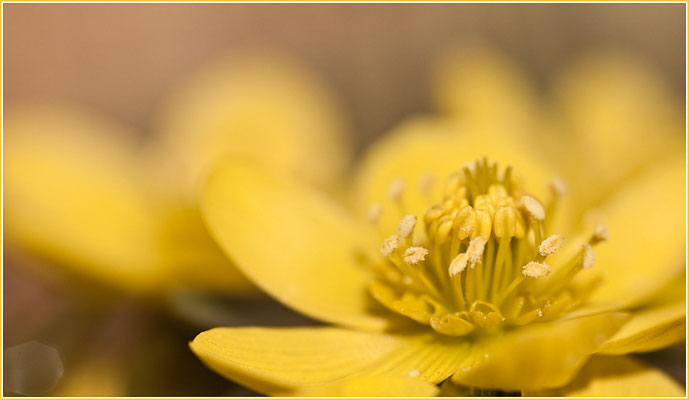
[290, 374, 439, 397]
[432, 42, 538, 132]
[599, 300, 685, 355]
[587, 157, 685, 309]
[153, 53, 350, 201]
[159, 206, 256, 293]
[525, 355, 685, 397]
[354, 117, 551, 233]
[553, 51, 684, 206]
[4, 106, 168, 292]
[452, 312, 628, 391]
[191, 327, 467, 395]
[200, 159, 388, 330]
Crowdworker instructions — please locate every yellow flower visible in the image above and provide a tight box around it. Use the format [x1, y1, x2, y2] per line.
[191, 45, 685, 396]
[5, 53, 349, 295]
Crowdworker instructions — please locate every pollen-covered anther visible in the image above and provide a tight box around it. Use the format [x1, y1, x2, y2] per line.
[404, 246, 428, 264]
[520, 195, 545, 221]
[449, 253, 468, 276]
[538, 235, 564, 257]
[388, 178, 405, 202]
[466, 236, 486, 266]
[522, 261, 551, 278]
[592, 225, 609, 243]
[582, 243, 596, 270]
[548, 177, 567, 198]
[454, 205, 477, 239]
[380, 235, 400, 256]
[398, 214, 417, 239]
[367, 203, 382, 224]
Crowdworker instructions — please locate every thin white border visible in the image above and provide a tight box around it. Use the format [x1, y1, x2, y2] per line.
[0, 2, 686, 399]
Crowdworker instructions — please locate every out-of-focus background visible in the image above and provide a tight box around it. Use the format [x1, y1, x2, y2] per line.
[3, 3, 686, 396]
[4, 4, 686, 149]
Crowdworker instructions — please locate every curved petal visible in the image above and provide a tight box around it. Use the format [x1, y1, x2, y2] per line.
[290, 374, 439, 397]
[158, 205, 257, 293]
[4, 106, 169, 291]
[599, 299, 685, 355]
[586, 157, 685, 309]
[353, 116, 552, 233]
[551, 51, 684, 208]
[152, 52, 350, 201]
[451, 312, 629, 391]
[190, 327, 467, 395]
[200, 159, 388, 330]
[524, 355, 685, 397]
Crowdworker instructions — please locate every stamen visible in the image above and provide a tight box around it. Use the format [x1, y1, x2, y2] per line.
[367, 203, 382, 225]
[388, 178, 405, 202]
[449, 253, 468, 276]
[592, 225, 609, 244]
[522, 262, 551, 278]
[538, 235, 564, 257]
[381, 235, 400, 256]
[454, 205, 477, 240]
[493, 205, 517, 238]
[404, 247, 429, 264]
[548, 177, 567, 198]
[398, 215, 417, 239]
[520, 195, 545, 221]
[582, 244, 595, 270]
[473, 209, 492, 240]
[466, 236, 486, 267]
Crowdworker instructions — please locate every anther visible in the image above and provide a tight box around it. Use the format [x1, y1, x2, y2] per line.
[435, 216, 455, 244]
[367, 203, 382, 225]
[522, 261, 551, 278]
[548, 177, 567, 198]
[424, 205, 444, 224]
[388, 178, 405, 202]
[454, 205, 477, 240]
[591, 225, 609, 244]
[582, 244, 595, 270]
[472, 209, 492, 240]
[520, 195, 545, 221]
[538, 235, 564, 257]
[493, 205, 517, 238]
[449, 253, 468, 276]
[404, 246, 429, 264]
[488, 184, 508, 203]
[466, 236, 486, 267]
[398, 215, 417, 239]
[381, 235, 400, 256]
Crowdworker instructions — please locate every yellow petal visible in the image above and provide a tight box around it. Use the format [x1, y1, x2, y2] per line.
[159, 205, 257, 293]
[290, 374, 439, 397]
[525, 355, 685, 397]
[586, 157, 685, 309]
[599, 299, 685, 355]
[200, 159, 388, 330]
[354, 117, 551, 233]
[432, 42, 538, 131]
[552, 51, 684, 207]
[153, 52, 350, 201]
[190, 327, 467, 395]
[4, 106, 168, 291]
[451, 312, 628, 391]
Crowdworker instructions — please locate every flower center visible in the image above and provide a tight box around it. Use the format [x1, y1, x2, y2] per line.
[367, 159, 607, 337]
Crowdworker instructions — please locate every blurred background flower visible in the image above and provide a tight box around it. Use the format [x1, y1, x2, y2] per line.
[3, 3, 685, 396]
